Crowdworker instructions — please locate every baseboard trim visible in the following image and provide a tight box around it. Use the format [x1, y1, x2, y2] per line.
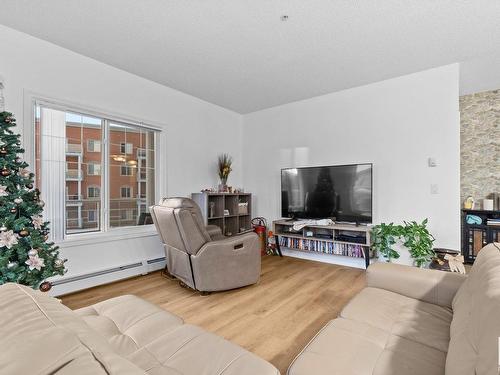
[49, 259, 166, 297]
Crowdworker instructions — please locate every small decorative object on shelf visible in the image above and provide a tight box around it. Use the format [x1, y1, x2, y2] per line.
[209, 201, 215, 218]
[463, 196, 475, 210]
[0, 111, 67, 290]
[238, 201, 248, 215]
[482, 198, 494, 211]
[217, 153, 232, 192]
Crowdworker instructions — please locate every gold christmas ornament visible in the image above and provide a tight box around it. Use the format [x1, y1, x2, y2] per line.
[18, 229, 29, 237]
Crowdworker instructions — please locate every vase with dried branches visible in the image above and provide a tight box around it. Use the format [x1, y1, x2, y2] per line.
[217, 153, 232, 192]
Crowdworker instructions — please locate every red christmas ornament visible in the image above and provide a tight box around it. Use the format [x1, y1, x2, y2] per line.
[1, 168, 11, 176]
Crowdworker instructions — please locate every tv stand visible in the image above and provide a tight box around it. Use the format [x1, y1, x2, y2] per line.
[273, 219, 372, 269]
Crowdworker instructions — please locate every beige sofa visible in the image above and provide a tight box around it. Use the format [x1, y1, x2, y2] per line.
[288, 242, 500, 375]
[0, 283, 279, 374]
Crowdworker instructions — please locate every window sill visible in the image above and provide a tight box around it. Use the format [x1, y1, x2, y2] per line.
[57, 225, 159, 248]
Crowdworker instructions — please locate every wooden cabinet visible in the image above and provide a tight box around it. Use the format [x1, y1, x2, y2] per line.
[462, 209, 500, 263]
[192, 192, 252, 236]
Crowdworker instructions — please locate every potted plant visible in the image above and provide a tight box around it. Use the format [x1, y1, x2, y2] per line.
[402, 219, 435, 268]
[217, 153, 232, 191]
[371, 219, 435, 267]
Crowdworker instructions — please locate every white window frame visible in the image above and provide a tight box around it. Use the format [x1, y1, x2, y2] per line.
[87, 163, 101, 176]
[87, 210, 97, 223]
[26, 93, 167, 247]
[120, 185, 132, 198]
[120, 164, 134, 176]
[120, 142, 133, 154]
[87, 185, 100, 199]
[87, 139, 101, 152]
[120, 209, 134, 221]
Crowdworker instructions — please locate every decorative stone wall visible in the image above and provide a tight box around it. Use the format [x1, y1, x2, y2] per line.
[459, 89, 500, 205]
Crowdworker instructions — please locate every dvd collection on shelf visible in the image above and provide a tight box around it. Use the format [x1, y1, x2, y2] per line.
[486, 218, 500, 226]
[278, 235, 366, 258]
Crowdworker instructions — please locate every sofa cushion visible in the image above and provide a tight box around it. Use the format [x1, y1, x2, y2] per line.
[446, 243, 500, 375]
[76, 294, 184, 356]
[340, 287, 453, 353]
[78, 295, 280, 375]
[0, 283, 145, 374]
[288, 318, 446, 375]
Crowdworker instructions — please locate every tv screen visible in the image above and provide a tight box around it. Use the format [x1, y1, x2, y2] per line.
[281, 164, 372, 223]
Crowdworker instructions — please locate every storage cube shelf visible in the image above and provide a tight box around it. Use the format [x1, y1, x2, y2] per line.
[192, 192, 252, 236]
[273, 219, 372, 268]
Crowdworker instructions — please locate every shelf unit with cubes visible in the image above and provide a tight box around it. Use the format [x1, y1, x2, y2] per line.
[191, 192, 252, 236]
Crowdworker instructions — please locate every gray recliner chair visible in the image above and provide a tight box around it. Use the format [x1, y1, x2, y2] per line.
[150, 197, 261, 293]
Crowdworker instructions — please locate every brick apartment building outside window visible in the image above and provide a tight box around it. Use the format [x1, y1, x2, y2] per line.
[35, 104, 158, 238]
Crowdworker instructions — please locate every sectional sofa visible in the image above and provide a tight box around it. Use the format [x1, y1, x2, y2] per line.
[1, 243, 499, 374]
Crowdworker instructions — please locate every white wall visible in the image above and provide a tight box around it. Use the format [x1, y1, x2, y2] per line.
[242, 65, 461, 256]
[0, 25, 243, 292]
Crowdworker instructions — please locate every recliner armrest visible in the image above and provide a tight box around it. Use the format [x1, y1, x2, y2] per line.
[367, 262, 467, 308]
[190, 232, 261, 292]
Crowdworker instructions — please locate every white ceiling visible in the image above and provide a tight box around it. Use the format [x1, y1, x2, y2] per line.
[1, 0, 499, 113]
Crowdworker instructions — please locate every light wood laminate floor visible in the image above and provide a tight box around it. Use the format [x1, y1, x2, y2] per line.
[62, 255, 366, 374]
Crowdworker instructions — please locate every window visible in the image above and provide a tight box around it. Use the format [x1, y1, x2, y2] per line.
[88, 210, 97, 223]
[87, 186, 100, 199]
[34, 103, 159, 239]
[120, 186, 132, 198]
[87, 163, 101, 176]
[137, 148, 147, 158]
[87, 139, 101, 152]
[120, 142, 133, 154]
[120, 209, 134, 221]
[120, 164, 134, 176]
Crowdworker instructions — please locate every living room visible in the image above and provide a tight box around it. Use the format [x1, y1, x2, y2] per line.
[0, 2, 499, 375]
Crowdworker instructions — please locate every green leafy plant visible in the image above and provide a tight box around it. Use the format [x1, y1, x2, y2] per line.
[370, 222, 404, 262]
[402, 219, 435, 267]
[371, 219, 435, 267]
[217, 153, 232, 184]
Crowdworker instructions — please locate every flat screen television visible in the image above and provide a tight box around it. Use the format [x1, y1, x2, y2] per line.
[281, 163, 372, 223]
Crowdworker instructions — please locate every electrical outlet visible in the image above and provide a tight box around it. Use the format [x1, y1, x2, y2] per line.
[431, 184, 439, 194]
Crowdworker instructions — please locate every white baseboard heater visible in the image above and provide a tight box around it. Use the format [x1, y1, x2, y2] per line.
[49, 257, 167, 297]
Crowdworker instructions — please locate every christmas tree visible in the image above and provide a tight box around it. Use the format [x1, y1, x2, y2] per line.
[0, 111, 66, 291]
